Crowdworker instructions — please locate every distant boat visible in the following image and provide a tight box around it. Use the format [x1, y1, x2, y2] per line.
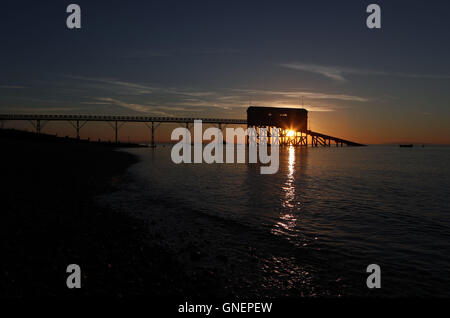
[399, 144, 413, 148]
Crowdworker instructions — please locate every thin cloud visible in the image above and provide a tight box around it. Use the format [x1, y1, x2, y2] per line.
[93, 97, 171, 115]
[90, 97, 202, 116]
[280, 62, 450, 82]
[65, 75, 218, 98]
[234, 89, 369, 102]
[279, 63, 347, 82]
[64, 75, 156, 95]
[81, 101, 112, 105]
[62, 76, 368, 112]
[0, 85, 26, 89]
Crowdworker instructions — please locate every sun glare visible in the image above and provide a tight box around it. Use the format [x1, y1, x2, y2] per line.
[287, 130, 295, 137]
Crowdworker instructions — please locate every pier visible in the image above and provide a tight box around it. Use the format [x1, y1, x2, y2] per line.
[0, 109, 365, 147]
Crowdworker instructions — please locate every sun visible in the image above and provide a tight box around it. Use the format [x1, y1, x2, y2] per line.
[286, 130, 295, 137]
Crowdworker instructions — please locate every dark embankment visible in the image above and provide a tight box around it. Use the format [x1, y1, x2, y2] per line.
[0, 129, 220, 298]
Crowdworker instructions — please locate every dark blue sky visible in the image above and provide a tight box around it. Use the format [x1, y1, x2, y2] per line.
[1, 0, 450, 143]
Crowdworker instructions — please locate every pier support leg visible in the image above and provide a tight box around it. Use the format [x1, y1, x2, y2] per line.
[27, 119, 46, 134]
[107, 121, 126, 144]
[68, 120, 87, 139]
[151, 122, 155, 147]
[76, 121, 80, 139]
[144, 122, 160, 147]
[115, 121, 118, 144]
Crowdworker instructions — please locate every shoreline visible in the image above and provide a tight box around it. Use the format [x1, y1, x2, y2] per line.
[0, 128, 222, 297]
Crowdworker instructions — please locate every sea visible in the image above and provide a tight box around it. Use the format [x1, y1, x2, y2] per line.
[99, 145, 450, 297]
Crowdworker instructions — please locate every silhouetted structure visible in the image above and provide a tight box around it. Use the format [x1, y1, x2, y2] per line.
[0, 109, 365, 147]
[246, 106, 364, 147]
[247, 106, 308, 132]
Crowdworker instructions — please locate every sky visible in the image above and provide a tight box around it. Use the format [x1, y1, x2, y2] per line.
[1, 0, 450, 144]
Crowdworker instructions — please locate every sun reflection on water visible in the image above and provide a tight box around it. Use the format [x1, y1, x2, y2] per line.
[272, 146, 300, 238]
